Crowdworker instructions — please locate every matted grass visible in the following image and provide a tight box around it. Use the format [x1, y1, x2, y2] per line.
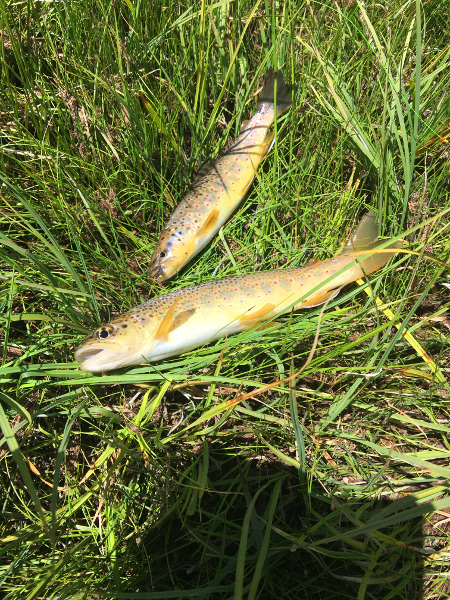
[1, 0, 449, 598]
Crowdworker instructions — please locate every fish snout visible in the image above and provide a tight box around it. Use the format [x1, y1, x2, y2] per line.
[149, 250, 182, 281]
[149, 260, 166, 281]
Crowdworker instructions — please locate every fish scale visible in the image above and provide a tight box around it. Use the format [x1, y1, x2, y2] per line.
[75, 213, 400, 372]
[149, 70, 296, 281]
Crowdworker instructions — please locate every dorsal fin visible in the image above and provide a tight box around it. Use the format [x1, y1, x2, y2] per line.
[191, 157, 216, 186]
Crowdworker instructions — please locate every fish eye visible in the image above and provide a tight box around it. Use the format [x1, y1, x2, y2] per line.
[159, 251, 166, 258]
[95, 325, 114, 339]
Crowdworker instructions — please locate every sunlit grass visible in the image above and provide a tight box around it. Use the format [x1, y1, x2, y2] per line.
[1, 0, 450, 598]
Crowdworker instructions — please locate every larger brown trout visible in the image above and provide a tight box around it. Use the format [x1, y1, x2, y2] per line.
[149, 69, 296, 281]
[75, 213, 399, 372]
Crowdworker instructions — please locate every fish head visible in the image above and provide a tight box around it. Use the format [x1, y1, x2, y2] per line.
[149, 227, 196, 281]
[74, 312, 159, 372]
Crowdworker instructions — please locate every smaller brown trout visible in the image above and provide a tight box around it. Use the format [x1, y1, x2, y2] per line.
[75, 213, 399, 372]
[149, 69, 296, 281]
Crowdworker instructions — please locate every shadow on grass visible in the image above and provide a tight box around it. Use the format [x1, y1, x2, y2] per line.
[117, 447, 431, 600]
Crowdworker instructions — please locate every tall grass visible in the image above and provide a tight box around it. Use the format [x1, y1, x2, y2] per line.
[1, 0, 449, 598]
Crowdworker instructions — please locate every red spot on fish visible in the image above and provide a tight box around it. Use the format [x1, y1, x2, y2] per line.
[210, 187, 214, 191]
[195, 205, 199, 208]
[238, 169, 241, 172]
[225, 172, 229, 175]
[289, 278, 293, 282]
[205, 194, 209, 198]
[235, 158, 239, 161]
[206, 203, 210, 207]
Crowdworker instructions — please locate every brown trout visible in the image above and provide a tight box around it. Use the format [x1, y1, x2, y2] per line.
[75, 213, 399, 372]
[149, 69, 296, 281]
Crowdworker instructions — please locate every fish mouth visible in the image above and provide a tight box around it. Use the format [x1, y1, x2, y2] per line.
[75, 345, 129, 372]
[149, 262, 166, 281]
[149, 262, 179, 282]
[75, 347, 102, 362]
[75, 346, 108, 372]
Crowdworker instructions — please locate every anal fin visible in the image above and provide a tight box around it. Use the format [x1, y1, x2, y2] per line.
[294, 288, 341, 310]
[253, 320, 279, 331]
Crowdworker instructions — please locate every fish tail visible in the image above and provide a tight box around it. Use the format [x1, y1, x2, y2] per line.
[259, 68, 296, 116]
[339, 211, 401, 274]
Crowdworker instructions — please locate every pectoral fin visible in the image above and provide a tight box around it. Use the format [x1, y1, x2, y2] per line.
[155, 300, 196, 341]
[197, 209, 220, 240]
[154, 298, 180, 341]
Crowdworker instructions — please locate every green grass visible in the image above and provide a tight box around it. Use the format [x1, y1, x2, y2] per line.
[1, 0, 450, 598]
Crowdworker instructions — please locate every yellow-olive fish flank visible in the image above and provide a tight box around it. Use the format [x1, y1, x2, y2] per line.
[149, 69, 296, 281]
[75, 213, 399, 372]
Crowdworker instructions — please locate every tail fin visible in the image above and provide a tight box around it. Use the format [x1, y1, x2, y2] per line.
[259, 68, 297, 116]
[339, 212, 400, 274]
